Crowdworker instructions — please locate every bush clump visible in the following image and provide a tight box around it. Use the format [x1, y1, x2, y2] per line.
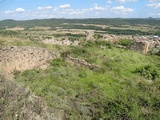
[135, 65, 160, 81]
[119, 39, 133, 47]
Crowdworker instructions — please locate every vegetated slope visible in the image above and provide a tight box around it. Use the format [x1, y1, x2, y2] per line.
[0, 74, 65, 120]
[14, 41, 160, 119]
[0, 46, 62, 120]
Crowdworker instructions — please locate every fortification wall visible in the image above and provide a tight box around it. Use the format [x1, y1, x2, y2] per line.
[85, 30, 94, 40]
[130, 41, 150, 54]
[0, 46, 60, 74]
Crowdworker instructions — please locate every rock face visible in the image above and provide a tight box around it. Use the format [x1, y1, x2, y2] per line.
[0, 74, 65, 120]
[85, 30, 94, 40]
[0, 46, 60, 75]
[130, 41, 150, 54]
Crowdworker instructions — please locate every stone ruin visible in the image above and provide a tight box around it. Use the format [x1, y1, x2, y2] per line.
[42, 39, 79, 46]
[0, 46, 60, 75]
[103, 34, 134, 43]
[85, 30, 94, 40]
[66, 55, 97, 70]
[102, 34, 160, 54]
[130, 36, 160, 54]
[130, 41, 150, 54]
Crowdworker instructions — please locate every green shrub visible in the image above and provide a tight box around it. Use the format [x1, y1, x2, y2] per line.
[70, 46, 91, 58]
[119, 39, 133, 47]
[83, 41, 113, 49]
[0, 98, 5, 104]
[135, 65, 160, 81]
[0, 39, 4, 48]
[12, 70, 21, 77]
[50, 58, 65, 67]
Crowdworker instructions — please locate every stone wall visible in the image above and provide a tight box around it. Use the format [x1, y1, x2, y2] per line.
[0, 46, 60, 74]
[85, 30, 94, 40]
[67, 55, 97, 70]
[130, 41, 150, 54]
[103, 34, 149, 42]
[42, 39, 79, 46]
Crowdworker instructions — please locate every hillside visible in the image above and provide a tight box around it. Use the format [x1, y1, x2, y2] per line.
[0, 74, 64, 120]
[1, 41, 159, 119]
[0, 18, 160, 119]
[0, 18, 160, 28]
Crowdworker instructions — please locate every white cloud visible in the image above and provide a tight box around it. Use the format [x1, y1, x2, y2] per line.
[15, 8, 25, 13]
[111, 6, 134, 14]
[5, 10, 14, 14]
[5, 8, 25, 14]
[56, 8, 86, 16]
[107, 0, 113, 4]
[148, 0, 160, 3]
[37, 7, 43, 10]
[37, 6, 52, 10]
[147, 3, 160, 8]
[93, 4, 106, 10]
[117, 0, 138, 3]
[59, 4, 71, 9]
[2, 4, 136, 19]
[46, 6, 52, 9]
[148, 12, 160, 16]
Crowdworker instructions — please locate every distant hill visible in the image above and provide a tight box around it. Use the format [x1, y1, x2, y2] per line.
[0, 18, 160, 28]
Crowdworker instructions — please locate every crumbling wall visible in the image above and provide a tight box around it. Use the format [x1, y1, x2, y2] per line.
[103, 34, 150, 42]
[42, 39, 79, 46]
[66, 55, 97, 70]
[85, 30, 94, 40]
[130, 41, 150, 54]
[0, 46, 60, 74]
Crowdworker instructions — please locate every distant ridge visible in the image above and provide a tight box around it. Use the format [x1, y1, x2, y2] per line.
[0, 18, 160, 28]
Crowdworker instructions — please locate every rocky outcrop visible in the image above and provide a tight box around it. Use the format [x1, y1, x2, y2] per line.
[0, 46, 60, 75]
[130, 41, 150, 54]
[0, 74, 65, 120]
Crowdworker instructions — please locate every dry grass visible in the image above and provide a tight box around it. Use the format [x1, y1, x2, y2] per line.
[110, 25, 150, 32]
[6, 27, 24, 31]
[29, 26, 51, 30]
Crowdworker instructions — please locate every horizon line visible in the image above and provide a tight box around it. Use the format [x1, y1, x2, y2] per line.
[0, 17, 160, 21]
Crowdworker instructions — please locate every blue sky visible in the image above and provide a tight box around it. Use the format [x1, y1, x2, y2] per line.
[0, 0, 160, 20]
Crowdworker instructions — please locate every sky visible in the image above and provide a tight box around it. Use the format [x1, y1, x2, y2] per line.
[0, 0, 160, 20]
